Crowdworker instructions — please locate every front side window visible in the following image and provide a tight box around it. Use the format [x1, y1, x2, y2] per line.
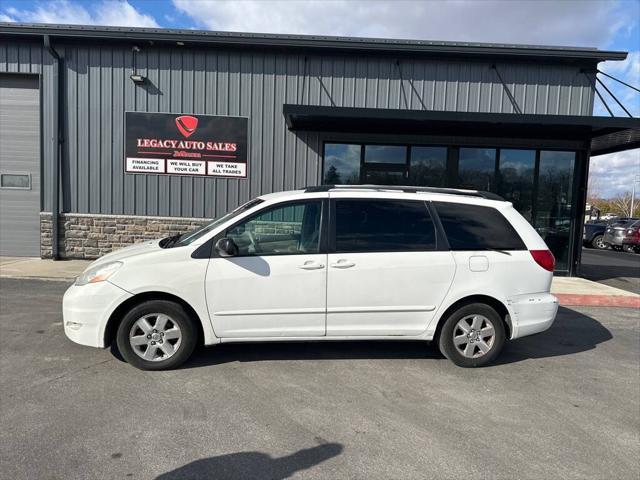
[173, 199, 264, 247]
[227, 201, 322, 256]
[335, 199, 436, 252]
[434, 202, 525, 251]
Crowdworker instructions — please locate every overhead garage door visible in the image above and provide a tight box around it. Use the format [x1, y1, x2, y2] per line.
[0, 75, 40, 257]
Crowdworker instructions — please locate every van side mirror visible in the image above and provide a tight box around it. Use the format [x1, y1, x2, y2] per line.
[215, 237, 239, 257]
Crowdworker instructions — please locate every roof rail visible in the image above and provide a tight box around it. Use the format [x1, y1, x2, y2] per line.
[304, 184, 504, 201]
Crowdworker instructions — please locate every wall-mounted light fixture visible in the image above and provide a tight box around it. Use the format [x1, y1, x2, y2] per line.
[130, 45, 147, 85]
[129, 74, 147, 84]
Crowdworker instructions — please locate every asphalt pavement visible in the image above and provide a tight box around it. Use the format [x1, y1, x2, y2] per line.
[580, 247, 640, 294]
[1, 278, 638, 480]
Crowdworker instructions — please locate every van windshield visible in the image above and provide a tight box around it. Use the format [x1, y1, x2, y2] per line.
[164, 198, 264, 248]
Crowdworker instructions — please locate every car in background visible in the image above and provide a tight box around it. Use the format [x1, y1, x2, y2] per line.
[603, 218, 640, 250]
[622, 220, 640, 253]
[583, 221, 608, 249]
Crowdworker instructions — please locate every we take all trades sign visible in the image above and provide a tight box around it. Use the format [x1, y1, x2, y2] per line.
[125, 112, 249, 179]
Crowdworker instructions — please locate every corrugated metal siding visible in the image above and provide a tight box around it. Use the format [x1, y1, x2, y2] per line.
[0, 40, 595, 218]
[0, 75, 41, 256]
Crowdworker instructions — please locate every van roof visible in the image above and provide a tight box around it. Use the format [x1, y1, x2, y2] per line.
[258, 185, 507, 203]
[305, 184, 504, 201]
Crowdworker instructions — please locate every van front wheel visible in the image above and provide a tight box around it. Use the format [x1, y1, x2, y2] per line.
[116, 300, 197, 370]
[438, 303, 506, 368]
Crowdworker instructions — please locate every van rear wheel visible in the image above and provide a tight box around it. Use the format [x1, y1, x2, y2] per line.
[438, 303, 506, 368]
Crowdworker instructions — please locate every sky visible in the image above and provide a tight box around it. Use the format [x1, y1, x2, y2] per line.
[1, 0, 639, 198]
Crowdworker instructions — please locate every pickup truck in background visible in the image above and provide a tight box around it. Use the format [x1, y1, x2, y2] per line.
[583, 221, 608, 249]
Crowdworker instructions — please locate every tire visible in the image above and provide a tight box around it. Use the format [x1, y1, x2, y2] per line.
[116, 300, 197, 370]
[591, 234, 607, 250]
[623, 244, 635, 253]
[438, 303, 506, 368]
[612, 245, 622, 252]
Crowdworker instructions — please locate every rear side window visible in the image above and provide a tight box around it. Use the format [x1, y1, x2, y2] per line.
[434, 202, 526, 251]
[335, 199, 436, 252]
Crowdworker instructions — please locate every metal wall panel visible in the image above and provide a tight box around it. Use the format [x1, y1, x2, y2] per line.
[0, 39, 595, 219]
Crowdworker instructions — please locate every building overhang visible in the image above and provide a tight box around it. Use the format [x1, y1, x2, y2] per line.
[0, 23, 628, 64]
[283, 104, 640, 156]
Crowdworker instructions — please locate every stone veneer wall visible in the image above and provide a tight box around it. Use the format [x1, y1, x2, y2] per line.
[40, 213, 210, 259]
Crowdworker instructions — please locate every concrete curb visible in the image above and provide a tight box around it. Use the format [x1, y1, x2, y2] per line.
[0, 275, 74, 283]
[556, 294, 640, 308]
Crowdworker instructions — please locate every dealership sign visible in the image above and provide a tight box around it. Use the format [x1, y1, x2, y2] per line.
[125, 112, 248, 178]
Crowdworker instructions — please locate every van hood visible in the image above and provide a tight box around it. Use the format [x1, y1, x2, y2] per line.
[87, 239, 163, 267]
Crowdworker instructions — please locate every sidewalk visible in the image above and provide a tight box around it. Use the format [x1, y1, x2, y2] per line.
[1, 256, 638, 308]
[551, 277, 640, 308]
[0, 257, 91, 281]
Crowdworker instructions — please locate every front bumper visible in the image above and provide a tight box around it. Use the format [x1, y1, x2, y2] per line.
[508, 293, 559, 339]
[63, 281, 132, 348]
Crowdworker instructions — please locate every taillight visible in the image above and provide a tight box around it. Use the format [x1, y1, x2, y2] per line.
[530, 250, 555, 272]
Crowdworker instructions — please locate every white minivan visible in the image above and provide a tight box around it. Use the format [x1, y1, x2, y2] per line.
[63, 185, 558, 370]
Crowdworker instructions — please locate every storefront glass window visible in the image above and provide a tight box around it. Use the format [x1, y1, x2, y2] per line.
[409, 147, 447, 187]
[498, 149, 535, 221]
[364, 145, 407, 164]
[364, 170, 406, 185]
[535, 151, 576, 271]
[458, 148, 497, 191]
[323, 143, 361, 184]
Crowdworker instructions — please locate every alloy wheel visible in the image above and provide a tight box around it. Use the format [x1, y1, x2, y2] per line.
[129, 313, 182, 362]
[453, 314, 496, 359]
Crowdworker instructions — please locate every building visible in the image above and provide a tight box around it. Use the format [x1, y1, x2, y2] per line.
[0, 23, 638, 275]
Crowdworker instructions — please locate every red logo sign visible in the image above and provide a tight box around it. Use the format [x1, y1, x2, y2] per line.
[175, 115, 198, 138]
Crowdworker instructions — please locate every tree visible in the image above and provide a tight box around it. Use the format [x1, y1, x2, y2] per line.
[324, 165, 342, 184]
[611, 191, 638, 218]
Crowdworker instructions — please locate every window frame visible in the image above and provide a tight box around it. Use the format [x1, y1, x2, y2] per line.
[212, 198, 329, 258]
[0, 172, 32, 190]
[328, 197, 445, 254]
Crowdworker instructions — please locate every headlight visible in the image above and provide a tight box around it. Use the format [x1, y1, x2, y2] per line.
[75, 261, 123, 286]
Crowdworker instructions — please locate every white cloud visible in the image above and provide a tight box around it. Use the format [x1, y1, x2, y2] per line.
[0, 13, 16, 22]
[172, 0, 630, 47]
[3, 0, 159, 28]
[590, 149, 640, 198]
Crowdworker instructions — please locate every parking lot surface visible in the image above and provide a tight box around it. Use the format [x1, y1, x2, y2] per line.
[1, 278, 638, 480]
[581, 247, 640, 294]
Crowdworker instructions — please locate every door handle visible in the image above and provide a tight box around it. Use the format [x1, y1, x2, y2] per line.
[330, 259, 355, 269]
[298, 261, 325, 270]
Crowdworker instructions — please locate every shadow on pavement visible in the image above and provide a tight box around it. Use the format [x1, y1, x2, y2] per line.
[580, 262, 639, 284]
[154, 443, 343, 480]
[496, 306, 612, 365]
[181, 307, 612, 369]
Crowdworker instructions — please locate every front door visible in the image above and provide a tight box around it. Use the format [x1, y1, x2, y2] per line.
[326, 197, 456, 336]
[206, 199, 327, 338]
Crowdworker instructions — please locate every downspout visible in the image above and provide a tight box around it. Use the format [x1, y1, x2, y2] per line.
[43, 35, 62, 260]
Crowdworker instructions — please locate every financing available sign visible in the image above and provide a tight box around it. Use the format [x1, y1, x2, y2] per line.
[125, 112, 249, 179]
